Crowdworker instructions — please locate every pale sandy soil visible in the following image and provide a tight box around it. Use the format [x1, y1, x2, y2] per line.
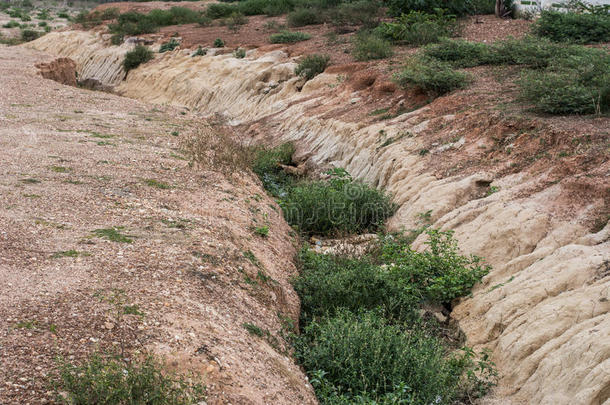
[0, 45, 315, 405]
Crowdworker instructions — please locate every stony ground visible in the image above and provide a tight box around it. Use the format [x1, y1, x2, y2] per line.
[0, 45, 315, 405]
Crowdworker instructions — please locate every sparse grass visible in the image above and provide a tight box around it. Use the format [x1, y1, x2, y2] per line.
[254, 226, 269, 237]
[243, 322, 265, 337]
[144, 179, 172, 189]
[269, 30, 311, 44]
[50, 166, 71, 173]
[251, 142, 295, 196]
[14, 320, 38, 329]
[52, 250, 86, 258]
[20, 178, 40, 184]
[52, 354, 206, 405]
[92, 227, 133, 243]
[159, 38, 179, 53]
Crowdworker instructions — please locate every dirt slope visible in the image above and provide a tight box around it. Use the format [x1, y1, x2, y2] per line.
[0, 45, 316, 405]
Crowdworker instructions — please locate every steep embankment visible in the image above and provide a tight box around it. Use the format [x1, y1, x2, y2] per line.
[26, 31, 610, 404]
[1, 44, 316, 405]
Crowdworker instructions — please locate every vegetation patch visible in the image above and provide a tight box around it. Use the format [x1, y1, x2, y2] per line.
[295, 54, 330, 81]
[533, 10, 610, 44]
[352, 31, 393, 61]
[376, 10, 458, 46]
[159, 38, 180, 53]
[92, 227, 134, 243]
[123, 45, 154, 73]
[269, 30, 311, 43]
[52, 354, 205, 405]
[396, 55, 470, 95]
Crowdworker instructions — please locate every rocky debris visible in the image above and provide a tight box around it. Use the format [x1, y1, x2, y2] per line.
[77, 77, 113, 92]
[35, 57, 77, 86]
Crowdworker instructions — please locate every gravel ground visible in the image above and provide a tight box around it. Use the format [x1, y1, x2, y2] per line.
[0, 45, 315, 405]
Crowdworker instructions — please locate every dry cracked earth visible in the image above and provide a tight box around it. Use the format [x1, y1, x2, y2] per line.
[0, 45, 315, 404]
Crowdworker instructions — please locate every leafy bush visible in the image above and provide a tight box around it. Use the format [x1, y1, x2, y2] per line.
[52, 354, 205, 405]
[533, 10, 610, 44]
[351, 31, 393, 61]
[287, 8, 322, 27]
[233, 47, 246, 58]
[387, 0, 474, 17]
[3, 20, 20, 28]
[519, 49, 610, 114]
[20, 29, 41, 42]
[376, 10, 457, 46]
[260, 0, 294, 16]
[251, 142, 295, 196]
[327, 0, 382, 28]
[206, 2, 236, 19]
[396, 55, 470, 95]
[111, 7, 202, 36]
[280, 169, 395, 235]
[269, 30, 311, 43]
[224, 11, 247, 29]
[123, 45, 154, 73]
[423, 38, 491, 67]
[295, 54, 330, 80]
[213, 38, 224, 47]
[192, 46, 207, 56]
[294, 229, 489, 323]
[294, 310, 491, 404]
[159, 38, 179, 53]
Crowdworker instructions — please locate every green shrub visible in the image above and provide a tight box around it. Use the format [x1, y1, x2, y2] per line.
[123, 45, 154, 73]
[295, 54, 330, 80]
[261, 0, 294, 16]
[110, 33, 123, 45]
[280, 168, 395, 235]
[387, 0, 473, 17]
[159, 38, 180, 53]
[251, 142, 295, 196]
[352, 31, 393, 61]
[111, 7, 202, 36]
[52, 354, 206, 405]
[3, 20, 20, 28]
[327, 0, 382, 28]
[269, 30, 311, 43]
[471, 0, 496, 14]
[192, 46, 207, 56]
[233, 47, 246, 58]
[206, 3, 236, 19]
[20, 29, 41, 42]
[58, 12, 70, 19]
[294, 229, 489, 323]
[294, 310, 487, 404]
[213, 38, 224, 47]
[287, 8, 322, 27]
[533, 10, 610, 44]
[423, 38, 491, 67]
[395, 55, 470, 95]
[518, 49, 610, 114]
[376, 10, 457, 46]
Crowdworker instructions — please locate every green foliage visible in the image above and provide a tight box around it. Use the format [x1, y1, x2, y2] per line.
[192, 46, 207, 56]
[110, 7, 202, 36]
[533, 10, 610, 44]
[396, 55, 470, 95]
[387, 0, 474, 17]
[287, 7, 322, 26]
[52, 354, 205, 405]
[206, 3, 236, 19]
[295, 54, 330, 80]
[423, 38, 491, 67]
[326, 0, 382, 28]
[254, 225, 269, 237]
[233, 47, 246, 58]
[243, 322, 265, 336]
[225, 11, 248, 30]
[159, 38, 180, 53]
[280, 169, 396, 236]
[213, 38, 225, 47]
[20, 29, 41, 42]
[251, 142, 295, 196]
[470, 0, 496, 14]
[3, 20, 20, 28]
[294, 230, 489, 323]
[376, 10, 457, 45]
[295, 310, 494, 404]
[92, 227, 133, 243]
[144, 178, 172, 189]
[269, 30, 311, 43]
[351, 31, 393, 61]
[123, 45, 153, 73]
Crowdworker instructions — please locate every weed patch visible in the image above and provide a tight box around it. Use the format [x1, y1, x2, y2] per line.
[269, 30, 311, 43]
[295, 54, 330, 81]
[92, 227, 133, 243]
